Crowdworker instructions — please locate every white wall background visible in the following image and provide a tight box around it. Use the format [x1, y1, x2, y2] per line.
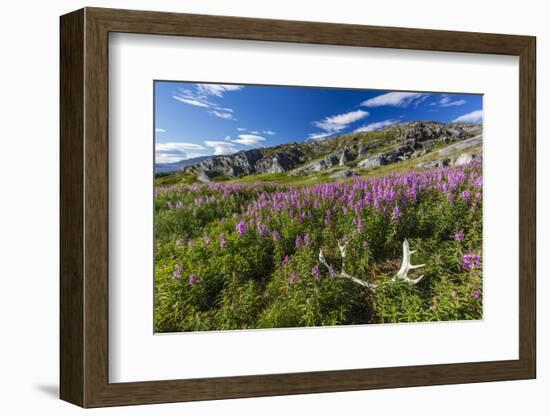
[0, 0, 546, 414]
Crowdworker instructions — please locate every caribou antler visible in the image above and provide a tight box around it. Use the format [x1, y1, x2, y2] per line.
[318, 239, 425, 290]
[391, 239, 425, 284]
[319, 241, 377, 289]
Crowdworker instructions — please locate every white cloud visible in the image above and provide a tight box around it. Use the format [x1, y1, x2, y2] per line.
[313, 110, 369, 133]
[232, 134, 266, 146]
[204, 141, 239, 155]
[361, 92, 428, 107]
[354, 119, 399, 133]
[173, 95, 211, 108]
[209, 110, 235, 120]
[438, 95, 467, 107]
[155, 142, 207, 163]
[237, 127, 247, 131]
[308, 132, 335, 140]
[263, 130, 276, 135]
[453, 110, 483, 123]
[155, 128, 166, 133]
[156, 142, 205, 152]
[250, 130, 260, 134]
[172, 86, 239, 119]
[224, 135, 232, 141]
[197, 84, 244, 97]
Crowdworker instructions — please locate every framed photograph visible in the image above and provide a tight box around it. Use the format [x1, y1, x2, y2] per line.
[60, 7, 536, 408]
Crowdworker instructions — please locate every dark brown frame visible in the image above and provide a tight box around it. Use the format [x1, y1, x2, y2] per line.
[60, 7, 536, 408]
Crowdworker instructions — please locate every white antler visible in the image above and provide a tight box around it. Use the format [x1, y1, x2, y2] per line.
[391, 239, 425, 284]
[318, 239, 425, 290]
[319, 242, 377, 289]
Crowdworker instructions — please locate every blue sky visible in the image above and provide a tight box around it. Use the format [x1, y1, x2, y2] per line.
[154, 81, 482, 163]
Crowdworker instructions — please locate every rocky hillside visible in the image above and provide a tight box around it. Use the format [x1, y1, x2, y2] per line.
[178, 121, 482, 182]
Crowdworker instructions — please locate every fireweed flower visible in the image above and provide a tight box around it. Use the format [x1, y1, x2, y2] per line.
[175, 239, 183, 248]
[219, 232, 227, 249]
[460, 190, 471, 201]
[173, 264, 183, 280]
[462, 253, 482, 270]
[282, 255, 290, 267]
[272, 230, 281, 240]
[454, 230, 465, 241]
[203, 235, 212, 245]
[166, 201, 174, 209]
[472, 289, 482, 300]
[257, 221, 269, 236]
[295, 235, 303, 249]
[304, 234, 312, 246]
[355, 217, 365, 234]
[236, 220, 247, 236]
[311, 265, 320, 280]
[391, 205, 401, 221]
[188, 273, 200, 285]
[289, 272, 299, 284]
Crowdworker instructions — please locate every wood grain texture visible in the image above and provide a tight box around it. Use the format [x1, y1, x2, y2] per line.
[59, 7, 537, 408]
[59, 8, 85, 407]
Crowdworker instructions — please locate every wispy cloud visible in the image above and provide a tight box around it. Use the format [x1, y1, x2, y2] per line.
[172, 88, 214, 108]
[237, 127, 247, 131]
[155, 128, 166, 133]
[453, 110, 483, 123]
[361, 92, 428, 108]
[308, 109, 369, 140]
[197, 84, 244, 97]
[155, 142, 207, 163]
[308, 132, 335, 140]
[204, 140, 239, 155]
[250, 130, 260, 135]
[209, 110, 236, 120]
[173, 84, 243, 120]
[432, 95, 467, 107]
[232, 134, 266, 146]
[263, 130, 276, 136]
[313, 110, 369, 133]
[354, 119, 399, 133]
[173, 95, 210, 108]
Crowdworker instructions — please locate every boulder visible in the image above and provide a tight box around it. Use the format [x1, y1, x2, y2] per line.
[358, 155, 383, 169]
[416, 158, 451, 169]
[329, 168, 353, 179]
[454, 152, 481, 166]
[339, 146, 353, 166]
[292, 153, 340, 175]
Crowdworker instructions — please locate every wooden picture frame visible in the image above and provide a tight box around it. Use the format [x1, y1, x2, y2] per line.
[60, 7, 536, 408]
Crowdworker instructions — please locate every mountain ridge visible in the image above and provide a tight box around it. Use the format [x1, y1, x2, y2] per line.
[159, 121, 482, 183]
[155, 155, 211, 173]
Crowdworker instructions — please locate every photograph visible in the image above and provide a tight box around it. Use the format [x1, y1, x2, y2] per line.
[153, 82, 484, 333]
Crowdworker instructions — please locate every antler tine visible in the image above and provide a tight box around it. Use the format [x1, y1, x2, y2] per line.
[318, 248, 330, 269]
[394, 239, 425, 283]
[337, 241, 347, 258]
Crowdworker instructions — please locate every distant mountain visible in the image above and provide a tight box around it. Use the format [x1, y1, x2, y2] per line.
[155, 156, 211, 173]
[179, 121, 482, 182]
